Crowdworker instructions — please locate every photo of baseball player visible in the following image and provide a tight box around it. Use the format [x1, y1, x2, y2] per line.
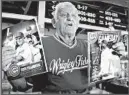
[13, 32, 34, 66]
[2, 19, 47, 93]
[98, 40, 121, 78]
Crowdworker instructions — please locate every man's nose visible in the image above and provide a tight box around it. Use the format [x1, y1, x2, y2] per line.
[67, 14, 73, 21]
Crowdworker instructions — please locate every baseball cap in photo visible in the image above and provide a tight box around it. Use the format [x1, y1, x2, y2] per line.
[15, 32, 24, 38]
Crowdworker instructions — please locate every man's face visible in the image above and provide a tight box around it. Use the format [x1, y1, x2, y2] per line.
[55, 5, 79, 38]
[27, 38, 33, 44]
[16, 36, 24, 46]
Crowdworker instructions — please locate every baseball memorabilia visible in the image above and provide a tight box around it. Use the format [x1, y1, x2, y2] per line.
[88, 31, 122, 84]
[2, 19, 48, 80]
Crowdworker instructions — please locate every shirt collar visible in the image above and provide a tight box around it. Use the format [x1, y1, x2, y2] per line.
[55, 33, 76, 46]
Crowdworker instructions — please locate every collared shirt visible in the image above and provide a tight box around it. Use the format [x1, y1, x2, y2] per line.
[54, 33, 76, 46]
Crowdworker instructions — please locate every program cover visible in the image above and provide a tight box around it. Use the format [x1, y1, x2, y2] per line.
[2, 19, 48, 81]
[88, 31, 122, 85]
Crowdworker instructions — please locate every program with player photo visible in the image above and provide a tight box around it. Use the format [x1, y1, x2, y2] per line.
[2, 19, 48, 80]
[87, 31, 123, 84]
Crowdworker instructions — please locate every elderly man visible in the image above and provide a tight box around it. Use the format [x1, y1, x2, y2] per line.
[2, 2, 126, 94]
[41, 2, 88, 94]
[40, 2, 125, 94]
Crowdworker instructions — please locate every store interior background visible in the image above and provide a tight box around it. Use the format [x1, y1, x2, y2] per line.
[2, 1, 129, 39]
[2, 0, 129, 94]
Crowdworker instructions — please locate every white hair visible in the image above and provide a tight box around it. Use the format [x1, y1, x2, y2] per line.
[52, 2, 79, 21]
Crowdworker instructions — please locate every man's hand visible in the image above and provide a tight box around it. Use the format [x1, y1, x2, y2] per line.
[112, 42, 126, 56]
[16, 55, 24, 61]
